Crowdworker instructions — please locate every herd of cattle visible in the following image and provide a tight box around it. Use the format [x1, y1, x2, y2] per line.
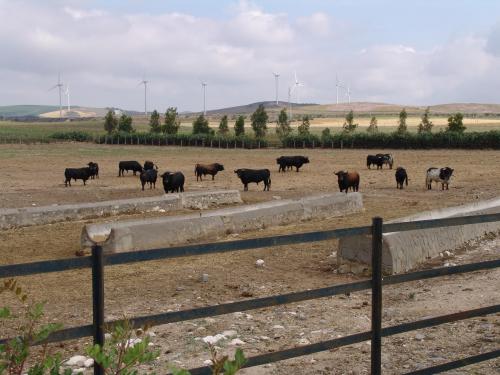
[63, 153, 454, 193]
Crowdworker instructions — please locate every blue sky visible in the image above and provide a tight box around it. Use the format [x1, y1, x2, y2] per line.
[1, 0, 500, 111]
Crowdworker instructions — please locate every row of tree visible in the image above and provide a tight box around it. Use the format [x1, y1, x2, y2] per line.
[104, 106, 467, 137]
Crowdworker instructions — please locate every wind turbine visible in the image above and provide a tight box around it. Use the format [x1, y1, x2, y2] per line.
[201, 81, 207, 115]
[64, 84, 71, 113]
[293, 71, 304, 104]
[288, 86, 292, 120]
[273, 72, 280, 105]
[49, 73, 64, 118]
[138, 78, 148, 116]
[336, 75, 343, 105]
[345, 85, 352, 104]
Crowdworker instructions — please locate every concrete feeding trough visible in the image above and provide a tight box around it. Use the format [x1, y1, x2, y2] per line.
[338, 197, 500, 274]
[0, 190, 242, 230]
[81, 192, 364, 253]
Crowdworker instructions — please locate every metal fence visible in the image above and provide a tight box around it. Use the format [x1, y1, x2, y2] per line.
[1, 213, 499, 375]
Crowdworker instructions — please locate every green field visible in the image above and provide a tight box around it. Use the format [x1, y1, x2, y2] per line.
[1, 113, 500, 143]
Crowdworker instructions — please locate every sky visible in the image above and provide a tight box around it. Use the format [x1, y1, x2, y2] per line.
[1, 0, 500, 112]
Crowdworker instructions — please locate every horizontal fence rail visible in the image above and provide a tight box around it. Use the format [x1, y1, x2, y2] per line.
[1, 212, 499, 278]
[1, 213, 499, 374]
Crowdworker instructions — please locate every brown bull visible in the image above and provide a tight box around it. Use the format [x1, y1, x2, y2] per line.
[195, 163, 225, 181]
[334, 171, 360, 193]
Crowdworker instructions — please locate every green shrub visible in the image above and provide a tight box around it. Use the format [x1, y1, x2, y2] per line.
[49, 131, 94, 142]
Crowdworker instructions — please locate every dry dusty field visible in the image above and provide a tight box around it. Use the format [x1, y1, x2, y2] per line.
[0, 143, 499, 374]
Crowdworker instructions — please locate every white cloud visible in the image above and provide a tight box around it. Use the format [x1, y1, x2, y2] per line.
[0, 1, 499, 110]
[64, 7, 104, 20]
[297, 12, 331, 37]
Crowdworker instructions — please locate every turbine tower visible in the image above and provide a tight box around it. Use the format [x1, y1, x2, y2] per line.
[294, 71, 304, 104]
[139, 78, 148, 116]
[346, 85, 351, 104]
[288, 86, 292, 120]
[65, 84, 71, 112]
[336, 75, 341, 105]
[201, 81, 207, 115]
[49, 73, 64, 118]
[273, 72, 280, 105]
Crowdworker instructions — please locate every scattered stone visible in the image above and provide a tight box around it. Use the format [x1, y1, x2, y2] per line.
[229, 338, 245, 346]
[83, 358, 94, 368]
[272, 196, 282, 200]
[176, 286, 185, 291]
[201, 274, 209, 283]
[202, 334, 225, 345]
[297, 338, 311, 345]
[65, 355, 87, 367]
[296, 313, 307, 321]
[415, 334, 425, 341]
[203, 359, 213, 366]
[255, 259, 265, 267]
[222, 330, 238, 338]
[72, 368, 85, 374]
[272, 325, 285, 330]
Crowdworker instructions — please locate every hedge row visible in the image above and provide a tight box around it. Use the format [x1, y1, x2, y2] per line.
[50, 131, 269, 148]
[49, 130, 500, 149]
[283, 131, 500, 149]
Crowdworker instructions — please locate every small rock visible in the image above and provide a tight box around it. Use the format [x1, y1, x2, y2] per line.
[222, 330, 238, 338]
[272, 196, 282, 200]
[158, 209, 166, 213]
[201, 274, 209, 283]
[415, 333, 425, 341]
[65, 355, 87, 366]
[72, 368, 85, 374]
[83, 358, 94, 368]
[176, 286, 185, 291]
[255, 259, 265, 267]
[202, 334, 225, 345]
[203, 359, 213, 366]
[296, 313, 307, 321]
[229, 338, 245, 346]
[297, 338, 311, 345]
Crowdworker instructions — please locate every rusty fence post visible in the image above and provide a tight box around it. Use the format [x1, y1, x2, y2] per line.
[91, 245, 105, 375]
[371, 217, 383, 375]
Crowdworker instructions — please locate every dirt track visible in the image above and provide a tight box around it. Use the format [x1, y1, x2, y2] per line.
[0, 143, 499, 374]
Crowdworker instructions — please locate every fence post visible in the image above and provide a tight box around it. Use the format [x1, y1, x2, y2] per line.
[91, 245, 105, 375]
[371, 217, 383, 375]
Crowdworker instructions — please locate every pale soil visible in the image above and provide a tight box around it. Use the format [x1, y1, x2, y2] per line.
[0, 143, 499, 374]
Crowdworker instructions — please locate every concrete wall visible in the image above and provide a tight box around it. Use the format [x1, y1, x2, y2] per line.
[0, 190, 241, 230]
[81, 192, 363, 253]
[338, 197, 500, 274]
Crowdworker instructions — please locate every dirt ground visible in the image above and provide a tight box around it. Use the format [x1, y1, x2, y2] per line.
[0, 143, 499, 374]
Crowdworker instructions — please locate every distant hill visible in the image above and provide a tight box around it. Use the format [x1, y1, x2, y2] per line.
[203, 101, 315, 116]
[0, 105, 60, 117]
[2, 102, 500, 119]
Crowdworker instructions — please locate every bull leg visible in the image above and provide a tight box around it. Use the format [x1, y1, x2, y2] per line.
[244, 183, 248, 191]
[212, 175, 215, 180]
[83, 179, 86, 186]
[296, 167, 299, 172]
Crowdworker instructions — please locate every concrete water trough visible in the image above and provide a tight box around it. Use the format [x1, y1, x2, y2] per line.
[338, 197, 500, 274]
[0, 190, 242, 230]
[81, 192, 364, 253]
